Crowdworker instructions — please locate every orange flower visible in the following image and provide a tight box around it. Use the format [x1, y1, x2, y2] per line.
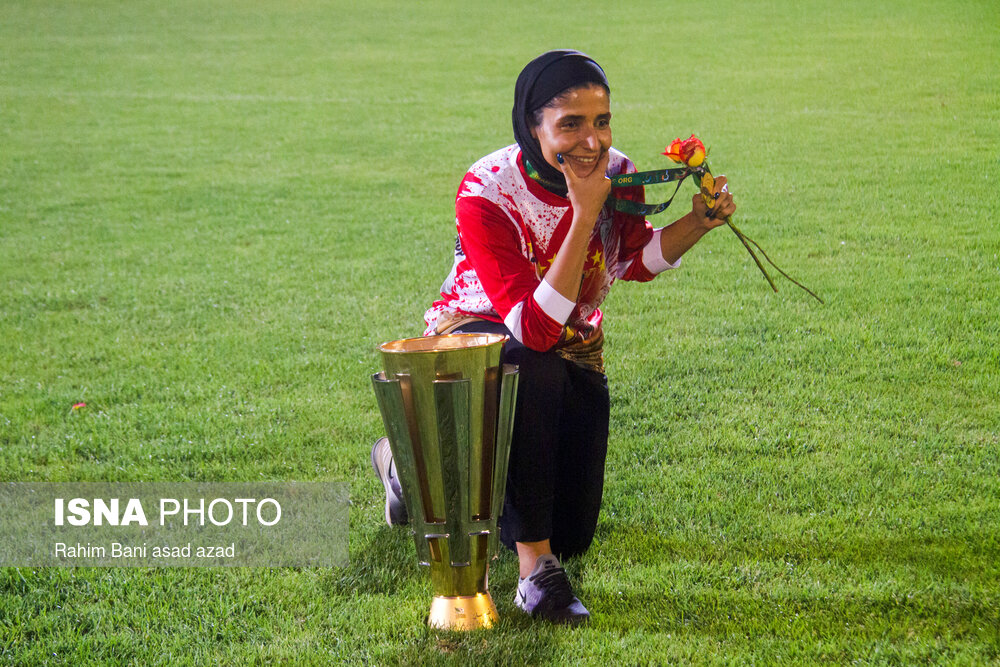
[663, 137, 684, 163]
[662, 134, 706, 168]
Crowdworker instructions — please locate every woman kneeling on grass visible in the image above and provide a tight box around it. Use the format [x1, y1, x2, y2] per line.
[372, 49, 736, 624]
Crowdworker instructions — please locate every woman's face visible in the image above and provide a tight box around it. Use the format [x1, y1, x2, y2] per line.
[530, 83, 612, 179]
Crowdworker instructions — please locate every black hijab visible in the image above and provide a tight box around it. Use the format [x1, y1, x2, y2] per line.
[512, 50, 610, 195]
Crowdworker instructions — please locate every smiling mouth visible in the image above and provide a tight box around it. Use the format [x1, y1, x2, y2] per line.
[566, 154, 598, 165]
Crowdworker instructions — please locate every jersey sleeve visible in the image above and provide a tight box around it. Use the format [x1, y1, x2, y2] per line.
[611, 159, 682, 282]
[456, 195, 572, 351]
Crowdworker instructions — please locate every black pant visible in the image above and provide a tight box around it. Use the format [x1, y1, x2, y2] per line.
[454, 321, 610, 560]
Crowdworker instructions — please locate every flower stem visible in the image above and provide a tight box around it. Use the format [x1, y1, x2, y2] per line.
[695, 163, 823, 303]
[725, 215, 824, 304]
[725, 218, 777, 292]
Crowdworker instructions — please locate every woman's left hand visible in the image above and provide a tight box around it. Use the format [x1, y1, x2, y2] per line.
[692, 174, 736, 229]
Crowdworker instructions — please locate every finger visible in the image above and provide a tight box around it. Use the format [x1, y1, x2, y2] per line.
[556, 153, 582, 185]
[559, 151, 611, 182]
[711, 175, 728, 197]
[556, 153, 579, 181]
[717, 194, 735, 217]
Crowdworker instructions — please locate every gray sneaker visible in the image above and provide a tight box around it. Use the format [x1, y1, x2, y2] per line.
[370, 437, 408, 526]
[514, 554, 590, 625]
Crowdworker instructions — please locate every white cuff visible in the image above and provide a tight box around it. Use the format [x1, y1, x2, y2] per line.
[534, 278, 576, 325]
[642, 228, 682, 274]
[503, 302, 526, 343]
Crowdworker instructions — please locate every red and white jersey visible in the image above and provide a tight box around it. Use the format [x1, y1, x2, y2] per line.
[423, 144, 680, 352]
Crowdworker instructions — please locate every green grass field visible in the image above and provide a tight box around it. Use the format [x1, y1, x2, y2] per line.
[2, 0, 998, 664]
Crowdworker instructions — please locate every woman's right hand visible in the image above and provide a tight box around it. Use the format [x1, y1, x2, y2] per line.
[542, 151, 611, 303]
[559, 151, 611, 228]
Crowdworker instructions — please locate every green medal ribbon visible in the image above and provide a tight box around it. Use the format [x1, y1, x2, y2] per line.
[609, 167, 691, 216]
[609, 167, 689, 188]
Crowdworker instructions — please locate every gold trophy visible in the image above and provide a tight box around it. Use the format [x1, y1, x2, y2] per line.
[372, 333, 518, 630]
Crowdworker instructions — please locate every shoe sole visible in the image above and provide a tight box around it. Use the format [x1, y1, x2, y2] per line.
[512, 599, 590, 626]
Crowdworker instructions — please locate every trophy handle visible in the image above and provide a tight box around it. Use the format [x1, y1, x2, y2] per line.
[489, 364, 518, 557]
[372, 371, 433, 565]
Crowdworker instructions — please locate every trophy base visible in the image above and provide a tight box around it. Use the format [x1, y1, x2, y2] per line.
[427, 593, 499, 630]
